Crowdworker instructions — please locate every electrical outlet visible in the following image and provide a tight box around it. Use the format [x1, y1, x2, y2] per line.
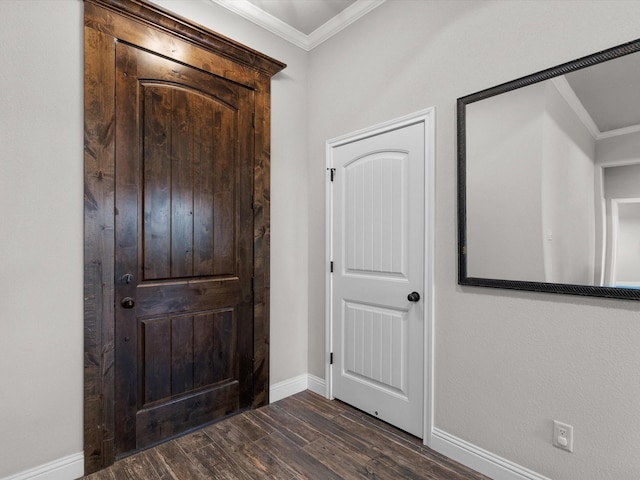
[553, 420, 574, 452]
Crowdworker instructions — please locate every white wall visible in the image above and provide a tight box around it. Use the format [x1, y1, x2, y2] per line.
[466, 82, 546, 282]
[541, 81, 596, 284]
[0, 2, 84, 477]
[0, 0, 308, 478]
[307, 2, 640, 479]
[602, 161, 640, 199]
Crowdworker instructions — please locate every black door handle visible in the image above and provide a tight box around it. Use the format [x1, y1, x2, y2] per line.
[121, 297, 135, 309]
[407, 292, 420, 302]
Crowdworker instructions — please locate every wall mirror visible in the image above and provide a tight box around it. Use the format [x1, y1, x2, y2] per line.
[458, 38, 640, 300]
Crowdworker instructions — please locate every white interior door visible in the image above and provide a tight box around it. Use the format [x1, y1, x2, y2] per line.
[328, 116, 427, 438]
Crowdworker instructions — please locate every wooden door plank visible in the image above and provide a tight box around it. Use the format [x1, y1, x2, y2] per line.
[170, 316, 195, 396]
[192, 97, 216, 277]
[212, 310, 235, 384]
[170, 88, 195, 278]
[136, 280, 240, 316]
[251, 79, 271, 409]
[141, 318, 172, 403]
[212, 105, 236, 276]
[136, 382, 239, 448]
[114, 40, 143, 456]
[193, 313, 216, 388]
[84, 24, 116, 473]
[142, 84, 172, 280]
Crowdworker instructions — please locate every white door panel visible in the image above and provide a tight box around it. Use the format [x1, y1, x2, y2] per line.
[344, 151, 408, 277]
[342, 300, 410, 397]
[329, 120, 425, 438]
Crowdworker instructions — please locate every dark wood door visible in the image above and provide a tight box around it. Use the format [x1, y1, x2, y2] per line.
[113, 42, 255, 454]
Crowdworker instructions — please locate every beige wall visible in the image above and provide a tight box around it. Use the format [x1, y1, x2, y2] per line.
[307, 2, 640, 479]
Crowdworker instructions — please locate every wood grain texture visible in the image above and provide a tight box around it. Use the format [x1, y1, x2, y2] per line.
[114, 42, 254, 454]
[85, 0, 285, 76]
[84, 24, 116, 473]
[251, 78, 271, 410]
[84, 0, 285, 473]
[83, 391, 491, 480]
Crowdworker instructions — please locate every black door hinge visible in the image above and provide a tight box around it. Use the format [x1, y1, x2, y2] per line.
[330, 261, 334, 273]
[330, 352, 334, 365]
[327, 168, 336, 181]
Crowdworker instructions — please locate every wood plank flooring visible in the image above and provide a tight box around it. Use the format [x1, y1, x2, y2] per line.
[83, 390, 490, 479]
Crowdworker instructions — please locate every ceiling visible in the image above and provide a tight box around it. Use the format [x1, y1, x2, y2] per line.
[565, 51, 640, 136]
[210, 1, 640, 137]
[211, 0, 386, 50]
[247, 0, 358, 35]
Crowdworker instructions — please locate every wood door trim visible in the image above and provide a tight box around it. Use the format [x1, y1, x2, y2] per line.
[85, 0, 285, 76]
[84, 0, 285, 473]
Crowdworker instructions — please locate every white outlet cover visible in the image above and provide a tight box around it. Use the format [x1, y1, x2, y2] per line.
[553, 420, 574, 452]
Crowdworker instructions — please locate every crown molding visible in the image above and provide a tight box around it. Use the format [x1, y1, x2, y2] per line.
[210, 0, 386, 51]
[551, 76, 601, 140]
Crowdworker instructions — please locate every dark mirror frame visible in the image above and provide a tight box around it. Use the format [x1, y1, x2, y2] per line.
[457, 38, 640, 301]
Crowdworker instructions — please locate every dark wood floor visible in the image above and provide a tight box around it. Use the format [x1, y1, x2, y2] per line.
[83, 390, 490, 479]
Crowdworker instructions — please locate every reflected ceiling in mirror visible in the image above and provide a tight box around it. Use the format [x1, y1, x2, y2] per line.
[458, 38, 640, 300]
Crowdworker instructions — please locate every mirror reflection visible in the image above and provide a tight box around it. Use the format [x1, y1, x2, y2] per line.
[459, 39, 640, 299]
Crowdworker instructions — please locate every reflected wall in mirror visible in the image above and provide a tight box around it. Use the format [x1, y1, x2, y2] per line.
[458, 38, 640, 300]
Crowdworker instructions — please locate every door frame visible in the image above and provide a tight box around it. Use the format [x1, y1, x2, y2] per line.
[325, 108, 436, 446]
[83, 0, 285, 473]
[609, 197, 640, 287]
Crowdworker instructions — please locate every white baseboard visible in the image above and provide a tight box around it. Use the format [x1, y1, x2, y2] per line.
[270, 373, 328, 403]
[269, 374, 309, 403]
[306, 374, 327, 396]
[431, 429, 550, 480]
[1, 452, 84, 480]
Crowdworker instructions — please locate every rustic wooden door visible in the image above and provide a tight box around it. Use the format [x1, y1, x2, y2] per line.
[114, 42, 255, 454]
